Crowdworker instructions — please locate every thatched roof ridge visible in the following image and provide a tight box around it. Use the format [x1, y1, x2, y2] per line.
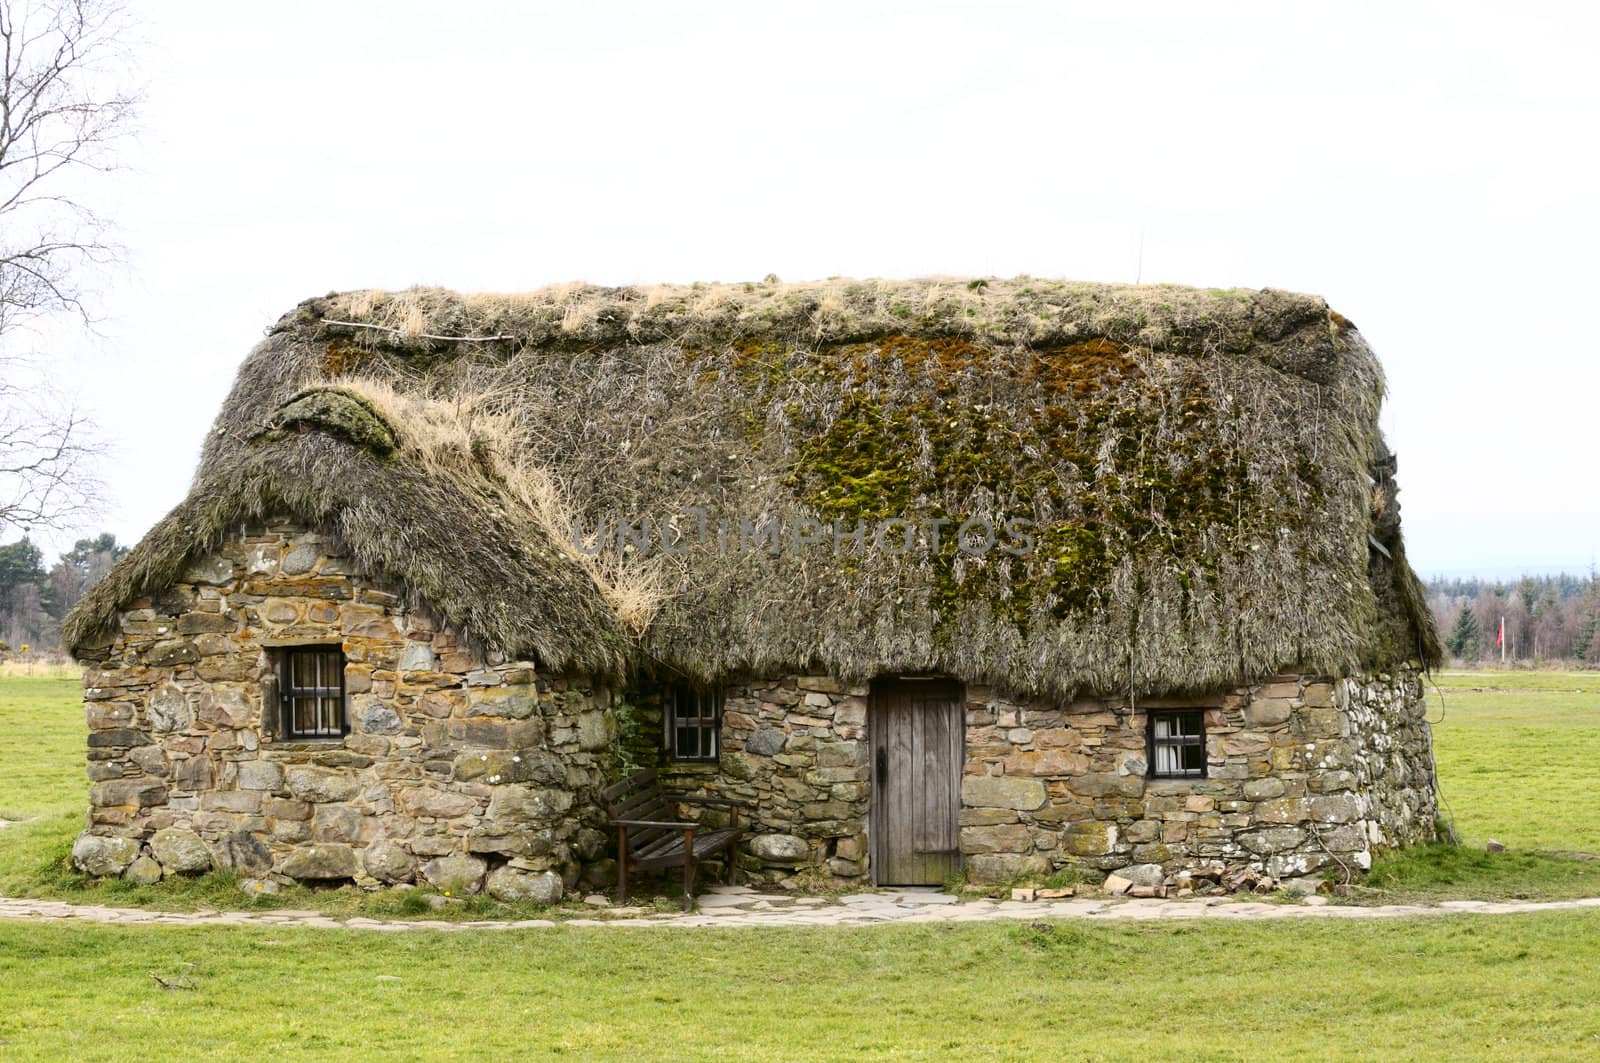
[284, 277, 1348, 378]
[67, 277, 1439, 695]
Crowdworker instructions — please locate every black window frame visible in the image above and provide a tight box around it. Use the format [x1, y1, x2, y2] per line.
[278, 645, 348, 741]
[665, 683, 722, 762]
[1147, 708, 1207, 779]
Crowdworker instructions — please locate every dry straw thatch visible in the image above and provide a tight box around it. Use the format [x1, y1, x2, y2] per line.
[67, 276, 1438, 696]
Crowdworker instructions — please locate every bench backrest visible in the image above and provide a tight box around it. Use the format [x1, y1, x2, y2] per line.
[602, 768, 679, 855]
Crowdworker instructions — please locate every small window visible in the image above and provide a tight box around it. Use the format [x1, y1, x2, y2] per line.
[279, 646, 347, 739]
[1148, 709, 1206, 778]
[665, 683, 721, 762]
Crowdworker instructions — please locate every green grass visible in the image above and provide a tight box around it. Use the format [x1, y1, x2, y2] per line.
[1358, 844, 1600, 904]
[1345, 670, 1600, 903]
[2, 914, 1600, 1060]
[1426, 671, 1600, 852]
[1432, 669, 1600, 693]
[0, 675, 87, 819]
[0, 675, 92, 907]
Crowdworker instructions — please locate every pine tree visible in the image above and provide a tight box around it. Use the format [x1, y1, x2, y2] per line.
[1446, 604, 1481, 660]
[1575, 612, 1599, 664]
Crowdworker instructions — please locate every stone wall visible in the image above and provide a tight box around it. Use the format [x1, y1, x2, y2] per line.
[958, 672, 1439, 886]
[1342, 670, 1439, 850]
[71, 520, 617, 903]
[639, 671, 1437, 887]
[643, 675, 871, 881]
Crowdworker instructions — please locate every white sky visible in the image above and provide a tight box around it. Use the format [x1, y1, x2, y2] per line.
[29, 0, 1600, 579]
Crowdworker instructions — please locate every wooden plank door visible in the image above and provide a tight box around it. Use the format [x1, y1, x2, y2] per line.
[870, 679, 963, 885]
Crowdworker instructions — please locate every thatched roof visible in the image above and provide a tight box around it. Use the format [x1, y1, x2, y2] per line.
[67, 277, 1439, 695]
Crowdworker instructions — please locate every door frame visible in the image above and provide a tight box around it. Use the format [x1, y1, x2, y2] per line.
[868, 676, 965, 886]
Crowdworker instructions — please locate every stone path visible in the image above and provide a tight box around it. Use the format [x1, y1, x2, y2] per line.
[3, 886, 1600, 931]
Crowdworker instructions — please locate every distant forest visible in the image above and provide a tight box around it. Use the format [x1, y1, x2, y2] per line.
[1427, 572, 1600, 665]
[2, 531, 1596, 667]
[0, 535, 127, 655]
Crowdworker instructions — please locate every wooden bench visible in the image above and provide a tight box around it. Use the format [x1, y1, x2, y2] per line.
[603, 768, 745, 910]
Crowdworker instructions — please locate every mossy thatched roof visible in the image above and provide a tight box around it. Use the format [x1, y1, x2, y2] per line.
[66, 277, 1439, 695]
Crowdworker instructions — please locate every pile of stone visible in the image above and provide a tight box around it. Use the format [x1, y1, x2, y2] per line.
[1009, 886, 1076, 901]
[1100, 863, 1171, 898]
[1091, 861, 1295, 899]
[1218, 865, 1281, 894]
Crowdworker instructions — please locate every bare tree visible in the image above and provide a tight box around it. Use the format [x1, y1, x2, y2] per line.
[0, 0, 136, 534]
[0, 364, 98, 530]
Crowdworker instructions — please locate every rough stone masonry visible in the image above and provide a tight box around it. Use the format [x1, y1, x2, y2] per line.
[632, 674, 1437, 886]
[72, 521, 615, 904]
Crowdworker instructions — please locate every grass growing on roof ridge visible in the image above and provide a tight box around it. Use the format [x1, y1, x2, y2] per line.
[318, 276, 1336, 363]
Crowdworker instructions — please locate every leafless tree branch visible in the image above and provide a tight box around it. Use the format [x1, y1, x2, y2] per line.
[0, 0, 136, 536]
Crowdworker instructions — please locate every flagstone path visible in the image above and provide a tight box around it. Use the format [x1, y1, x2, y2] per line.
[4, 886, 1599, 931]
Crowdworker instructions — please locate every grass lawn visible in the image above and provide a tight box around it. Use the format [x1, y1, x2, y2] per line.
[0, 674, 87, 819]
[1426, 671, 1600, 852]
[0, 675, 92, 906]
[2, 913, 1599, 1060]
[1334, 670, 1600, 904]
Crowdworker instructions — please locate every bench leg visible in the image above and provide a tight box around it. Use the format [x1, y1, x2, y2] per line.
[681, 827, 697, 911]
[725, 848, 735, 886]
[617, 826, 628, 905]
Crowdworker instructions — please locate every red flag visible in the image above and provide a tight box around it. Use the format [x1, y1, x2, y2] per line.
[1496, 617, 1505, 648]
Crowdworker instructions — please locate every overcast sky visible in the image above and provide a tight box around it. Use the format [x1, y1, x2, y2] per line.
[25, 0, 1600, 579]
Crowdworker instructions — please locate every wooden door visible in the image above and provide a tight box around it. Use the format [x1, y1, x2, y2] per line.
[870, 679, 963, 885]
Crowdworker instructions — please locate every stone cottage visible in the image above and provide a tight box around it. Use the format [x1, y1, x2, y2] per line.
[64, 277, 1441, 901]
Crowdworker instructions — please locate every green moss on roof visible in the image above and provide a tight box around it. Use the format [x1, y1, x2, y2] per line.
[262, 387, 398, 456]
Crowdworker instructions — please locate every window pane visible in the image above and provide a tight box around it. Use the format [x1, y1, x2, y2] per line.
[293, 696, 314, 734]
[1154, 716, 1173, 740]
[1180, 742, 1205, 772]
[291, 651, 314, 689]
